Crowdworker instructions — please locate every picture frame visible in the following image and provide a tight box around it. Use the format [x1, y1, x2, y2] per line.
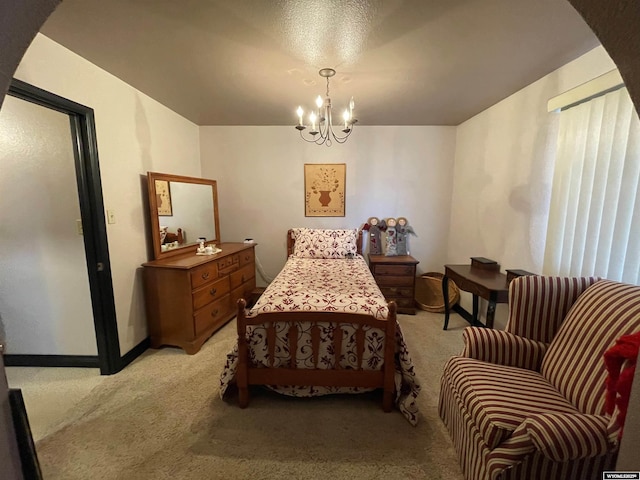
[154, 179, 173, 216]
[304, 163, 346, 217]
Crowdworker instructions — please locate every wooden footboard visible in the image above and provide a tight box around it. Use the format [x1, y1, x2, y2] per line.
[235, 298, 397, 412]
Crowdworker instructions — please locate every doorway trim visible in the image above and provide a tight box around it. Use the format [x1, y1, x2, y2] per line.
[4, 79, 121, 375]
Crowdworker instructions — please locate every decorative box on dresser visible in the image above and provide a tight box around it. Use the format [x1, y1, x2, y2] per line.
[142, 243, 256, 354]
[368, 254, 419, 314]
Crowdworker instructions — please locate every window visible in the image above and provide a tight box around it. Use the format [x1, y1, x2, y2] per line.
[543, 87, 640, 284]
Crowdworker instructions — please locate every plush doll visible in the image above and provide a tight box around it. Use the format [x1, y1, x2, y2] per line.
[365, 217, 386, 254]
[385, 217, 398, 256]
[396, 217, 416, 255]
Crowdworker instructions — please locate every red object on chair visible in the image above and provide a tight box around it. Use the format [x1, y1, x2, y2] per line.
[604, 331, 640, 438]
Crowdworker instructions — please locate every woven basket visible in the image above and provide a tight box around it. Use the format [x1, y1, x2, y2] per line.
[415, 272, 460, 313]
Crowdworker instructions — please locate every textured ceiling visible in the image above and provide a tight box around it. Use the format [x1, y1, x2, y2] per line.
[40, 0, 600, 126]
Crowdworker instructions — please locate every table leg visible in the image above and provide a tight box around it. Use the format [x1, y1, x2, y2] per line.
[486, 291, 497, 328]
[442, 275, 450, 330]
[472, 295, 479, 325]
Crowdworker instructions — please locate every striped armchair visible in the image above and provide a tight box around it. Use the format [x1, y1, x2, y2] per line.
[438, 276, 640, 480]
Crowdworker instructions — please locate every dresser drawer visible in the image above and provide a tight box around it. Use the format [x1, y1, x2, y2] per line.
[218, 255, 240, 277]
[374, 275, 414, 287]
[191, 263, 217, 289]
[373, 264, 415, 276]
[230, 263, 256, 290]
[230, 276, 257, 308]
[238, 249, 255, 267]
[194, 295, 231, 337]
[192, 277, 230, 310]
[380, 286, 414, 298]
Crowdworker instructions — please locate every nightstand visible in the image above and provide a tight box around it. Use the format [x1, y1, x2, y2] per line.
[368, 254, 419, 314]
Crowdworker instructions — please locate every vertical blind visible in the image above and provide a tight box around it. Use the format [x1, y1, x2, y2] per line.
[543, 87, 640, 285]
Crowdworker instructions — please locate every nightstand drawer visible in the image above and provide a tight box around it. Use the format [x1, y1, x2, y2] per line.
[392, 297, 416, 309]
[380, 286, 414, 298]
[373, 264, 415, 276]
[374, 275, 414, 287]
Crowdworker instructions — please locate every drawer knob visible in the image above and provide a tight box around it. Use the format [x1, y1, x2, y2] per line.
[241, 275, 246, 282]
[210, 288, 217, 296]
[211, 309, 219, 317]
[201, 272, 210, 280]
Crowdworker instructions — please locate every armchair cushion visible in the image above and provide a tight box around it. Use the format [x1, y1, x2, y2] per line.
[443, 356, 578, 450]
[462, 327, 548, 371]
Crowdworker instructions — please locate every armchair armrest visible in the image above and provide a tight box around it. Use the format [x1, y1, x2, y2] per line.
[523, 413, 617, 461]
[462, 327, 548, 371]
[486, 413, 618, 476]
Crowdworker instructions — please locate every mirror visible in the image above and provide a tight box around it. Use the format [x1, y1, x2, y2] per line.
[147, 171, 220, 259]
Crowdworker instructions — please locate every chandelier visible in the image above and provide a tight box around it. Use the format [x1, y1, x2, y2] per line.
[295, 68, 357, 146]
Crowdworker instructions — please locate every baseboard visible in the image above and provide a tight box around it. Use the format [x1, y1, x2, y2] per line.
[117, 336, 150, 372]
[3, 354, 100, 368]
[3, 338, 150, 374]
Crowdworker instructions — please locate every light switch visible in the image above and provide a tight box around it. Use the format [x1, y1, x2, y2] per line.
[76, 219, 83, 235]
[107, 209, 116, 224]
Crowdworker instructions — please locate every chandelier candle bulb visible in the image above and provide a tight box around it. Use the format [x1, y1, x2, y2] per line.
[296, 106, 304, 126]
[309, 111, 318, 133]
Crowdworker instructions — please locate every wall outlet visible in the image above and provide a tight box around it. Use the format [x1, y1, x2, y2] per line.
[107, 209, 116, 224]
[76, 219, 83, 235]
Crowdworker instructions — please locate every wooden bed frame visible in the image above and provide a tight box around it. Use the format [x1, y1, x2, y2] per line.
[236, 228, 396, 412]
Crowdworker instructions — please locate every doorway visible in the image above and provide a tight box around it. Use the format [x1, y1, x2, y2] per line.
[0, 79, 120, 375]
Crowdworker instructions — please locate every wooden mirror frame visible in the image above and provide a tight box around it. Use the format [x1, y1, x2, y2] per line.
[147, 171, 221, 259]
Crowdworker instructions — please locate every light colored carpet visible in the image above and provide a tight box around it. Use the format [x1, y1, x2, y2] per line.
[33, 311, 469, 480]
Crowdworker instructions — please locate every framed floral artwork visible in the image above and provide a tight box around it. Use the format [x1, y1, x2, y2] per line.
[304, 163, 346, 217]
[154, 179, 173, 216]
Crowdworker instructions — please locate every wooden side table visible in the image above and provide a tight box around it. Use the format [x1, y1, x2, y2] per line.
[442, 260, 534, 330]
[368, 254, 419, 314]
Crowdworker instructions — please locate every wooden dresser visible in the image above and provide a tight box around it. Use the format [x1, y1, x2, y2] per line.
[142, 243, 256, 354]
[368, 254, 419, 315]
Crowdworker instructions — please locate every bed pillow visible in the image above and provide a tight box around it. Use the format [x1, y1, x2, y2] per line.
[292, 228, 358, 259]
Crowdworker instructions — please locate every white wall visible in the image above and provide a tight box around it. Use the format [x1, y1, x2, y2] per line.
[450, 46, 617, 329]
[6, 36, 619, 352]
[200, 126, 456, 284]
[12, 34, 202, 354]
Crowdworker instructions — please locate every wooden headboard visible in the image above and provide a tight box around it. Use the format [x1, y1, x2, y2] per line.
[164, 228, 183, 244]
[287, 229, 364, 257]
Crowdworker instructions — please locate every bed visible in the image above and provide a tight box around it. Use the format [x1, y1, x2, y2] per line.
[219, 228, 421, 425]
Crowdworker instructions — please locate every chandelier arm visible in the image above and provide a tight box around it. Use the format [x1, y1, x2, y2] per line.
[329, 129, 353, 143]
[298, 129, 324, 144]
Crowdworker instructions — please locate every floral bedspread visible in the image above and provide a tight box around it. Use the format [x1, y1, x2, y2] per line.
[219, 255, 421, 425]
